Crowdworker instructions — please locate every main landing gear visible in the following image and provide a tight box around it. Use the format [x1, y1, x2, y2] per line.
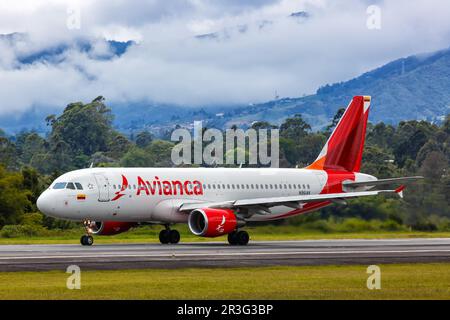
[159, 225, 180, 244]
[80, 220, 94, 246]
[228, 230, 249, 246]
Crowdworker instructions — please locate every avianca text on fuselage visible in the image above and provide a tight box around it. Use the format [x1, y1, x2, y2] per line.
[112, 175, 204, 201]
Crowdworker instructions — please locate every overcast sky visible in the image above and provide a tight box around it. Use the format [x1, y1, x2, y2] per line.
[0, 0, 449, 116]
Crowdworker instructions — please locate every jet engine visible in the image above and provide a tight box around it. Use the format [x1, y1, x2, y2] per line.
[89, 221, 137, 235]
[188, 208, 241, 237]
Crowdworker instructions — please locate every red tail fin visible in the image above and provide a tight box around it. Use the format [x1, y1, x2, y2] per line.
[307, 96, 371, 172]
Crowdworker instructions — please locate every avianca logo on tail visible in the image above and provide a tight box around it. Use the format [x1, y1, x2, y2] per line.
[112, 175, 204, 201]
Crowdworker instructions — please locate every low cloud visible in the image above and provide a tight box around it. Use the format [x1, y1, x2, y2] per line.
[0, 0, 449, 117]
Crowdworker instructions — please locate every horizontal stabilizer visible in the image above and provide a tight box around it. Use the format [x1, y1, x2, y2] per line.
[343, 176, 423, 189]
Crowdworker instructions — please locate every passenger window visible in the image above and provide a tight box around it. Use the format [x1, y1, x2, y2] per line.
[75, 183, 83, 190]
[66, 183, 76, 190]
[53, 182, 67, 189]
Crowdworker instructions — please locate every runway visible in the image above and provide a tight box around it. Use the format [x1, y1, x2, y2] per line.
[0, 238, 450, 271]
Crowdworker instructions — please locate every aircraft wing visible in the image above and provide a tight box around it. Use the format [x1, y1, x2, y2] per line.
[178, 187, 405, 213]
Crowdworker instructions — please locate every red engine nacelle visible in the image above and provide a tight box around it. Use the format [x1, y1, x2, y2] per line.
[90, 221, 137, 236]
[188, 208, 237, 237]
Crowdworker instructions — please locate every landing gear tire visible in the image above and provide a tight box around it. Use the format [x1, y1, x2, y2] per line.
[159, 229, 180, 244]
[228, 231, 238, 245]
[80, 235, 94, 246]
[169, 230, 180, 244]
[236, 230, 249, 246]
[159, 230, 170, 244]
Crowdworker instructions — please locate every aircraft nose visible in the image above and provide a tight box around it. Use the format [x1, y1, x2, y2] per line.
[37, 191, 55, 215]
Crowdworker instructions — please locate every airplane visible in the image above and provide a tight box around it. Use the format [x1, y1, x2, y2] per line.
[36, 96, 422, 246]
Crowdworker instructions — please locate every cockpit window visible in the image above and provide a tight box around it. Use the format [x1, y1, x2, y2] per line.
[53, 182, 67, 189]
[75, 183, 83, 190]
[66, 182, 76, 190]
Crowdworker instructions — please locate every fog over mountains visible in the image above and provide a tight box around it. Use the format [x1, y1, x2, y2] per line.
[0, 37, 449, 135]
[98, 45, 450, 135]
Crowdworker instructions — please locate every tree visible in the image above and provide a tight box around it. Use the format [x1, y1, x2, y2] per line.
[49, 98, 114, 157]
[361, 145, 397, 177]
[251, 121, 278, 130]
[0, 136, 16, 169]
[135, 131, 153, 148]
[121, 147, 156, 167]
[280, 114, 311, 141]
[107, 134, 132, 159]
[0, 166, 31, 226]
[419, 151, 447, 180]
[366, 122, 395, 150]
[16, 132, 48, 165]
[393, 120, 438, 167]
[46, 97, 116, 171]
[325, 107, 345, 136]
[146, 140, 175, 167]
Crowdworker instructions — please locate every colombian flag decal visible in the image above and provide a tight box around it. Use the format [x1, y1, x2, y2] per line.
[77, 194, 86, 200]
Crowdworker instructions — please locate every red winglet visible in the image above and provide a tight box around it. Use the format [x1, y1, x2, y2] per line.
[395, 185, 406, 198]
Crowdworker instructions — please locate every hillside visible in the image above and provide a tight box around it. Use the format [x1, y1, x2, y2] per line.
[217, 47, 450, 130]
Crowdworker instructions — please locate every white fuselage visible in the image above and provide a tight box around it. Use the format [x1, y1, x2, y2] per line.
[37, 167, 372, 223]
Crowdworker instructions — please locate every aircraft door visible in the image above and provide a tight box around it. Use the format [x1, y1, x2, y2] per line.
[93, 173, 110, 202]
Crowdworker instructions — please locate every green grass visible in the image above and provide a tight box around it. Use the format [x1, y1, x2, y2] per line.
[0, 224, 449, 244]
[0, 264, 449, 299]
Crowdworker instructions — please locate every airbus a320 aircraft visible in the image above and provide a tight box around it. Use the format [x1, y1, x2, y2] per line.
[37, 96, 421, 246]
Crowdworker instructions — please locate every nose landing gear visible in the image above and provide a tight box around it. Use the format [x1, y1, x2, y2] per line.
[80, 220, 94, 246]
[228, 230, 249, 245]
[159, 225, 180, 244]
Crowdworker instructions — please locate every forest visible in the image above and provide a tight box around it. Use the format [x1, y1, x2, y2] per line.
[0, 97, 448, 237]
